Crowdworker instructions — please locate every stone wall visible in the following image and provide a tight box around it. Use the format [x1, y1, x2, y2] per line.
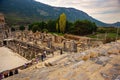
[9, 31, 104, 54]
[5, 39, 52, 60]
[0, 13, 10, 45]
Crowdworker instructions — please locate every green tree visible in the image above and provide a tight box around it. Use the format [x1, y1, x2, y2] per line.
[42, 28, 48, 33]
[72, 20, 97, 35]
[66, 21, 73, 33]
[59, 13, 66, 33]
[56, 23, 59, 32]
[40, 21, 47, 30]
[28, 24, 34, 30]
[32, 25, 40, 33]
[19, 25, 25, 31]
[47, 20, 56, 32]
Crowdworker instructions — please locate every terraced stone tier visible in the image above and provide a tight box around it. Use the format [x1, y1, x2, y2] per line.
[4, 41, 120, 80]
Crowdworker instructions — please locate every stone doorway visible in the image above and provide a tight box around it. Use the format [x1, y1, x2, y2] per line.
[3, 40, 7, 45]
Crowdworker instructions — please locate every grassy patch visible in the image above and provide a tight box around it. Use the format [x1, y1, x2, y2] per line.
[87, 32, 120, 39]
[49, 32, 64, 36]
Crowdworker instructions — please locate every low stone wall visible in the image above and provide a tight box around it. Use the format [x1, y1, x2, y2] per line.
[72, 41, 120, 61]
[4, 39, 53, 60]
[64, 34, 90, 41]
[0, 61, 33, 79]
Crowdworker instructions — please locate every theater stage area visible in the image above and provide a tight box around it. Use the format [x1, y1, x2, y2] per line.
[0, 47, 28, 73]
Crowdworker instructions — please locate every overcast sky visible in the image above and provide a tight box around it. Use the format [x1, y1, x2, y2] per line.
[35, 0, 120, 23]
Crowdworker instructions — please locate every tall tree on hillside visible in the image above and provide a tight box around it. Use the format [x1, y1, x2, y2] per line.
[56, 23, 59, 33]
[59, 13, 66, 33]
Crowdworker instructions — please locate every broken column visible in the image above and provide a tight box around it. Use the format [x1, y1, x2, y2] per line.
[71, 40, 77, 52]
[47, 37, 52, 48]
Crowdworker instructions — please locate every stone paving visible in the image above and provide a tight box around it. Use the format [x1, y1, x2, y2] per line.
[0, 47, 28, 73]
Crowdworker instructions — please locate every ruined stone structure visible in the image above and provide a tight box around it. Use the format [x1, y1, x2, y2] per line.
[0, 14, 104, 79]
[63, 40, 77, 52]
[0, 13, 5, 26]
[0, 18, 103, 65]
[4, 40, 120, 80]
[2, 30, 103, 63]
[0, 13, 10, 46]
[0, 13, 5, 46]
[4, 39, 53, 60]
[1, 14, 120, 80]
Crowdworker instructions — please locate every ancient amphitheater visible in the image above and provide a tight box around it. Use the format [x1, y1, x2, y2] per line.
[0, 14, 120, 80]
[3, 40, 120, 80]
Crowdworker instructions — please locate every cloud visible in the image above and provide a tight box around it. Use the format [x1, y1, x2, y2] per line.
[92, 12, 120, 23]
[35, 0, 120, 23]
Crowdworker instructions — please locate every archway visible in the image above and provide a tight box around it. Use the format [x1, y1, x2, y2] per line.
[3, 40, 7, 45]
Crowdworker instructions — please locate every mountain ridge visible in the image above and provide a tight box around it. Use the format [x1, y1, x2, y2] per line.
[0, 0, 119, 27]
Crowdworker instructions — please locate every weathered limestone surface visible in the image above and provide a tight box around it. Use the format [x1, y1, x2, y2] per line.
[9, 31, 103, 56]
[0, 47, 28, 73]
[4, 41, 120, 80]
[1, 14, 120, 80]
